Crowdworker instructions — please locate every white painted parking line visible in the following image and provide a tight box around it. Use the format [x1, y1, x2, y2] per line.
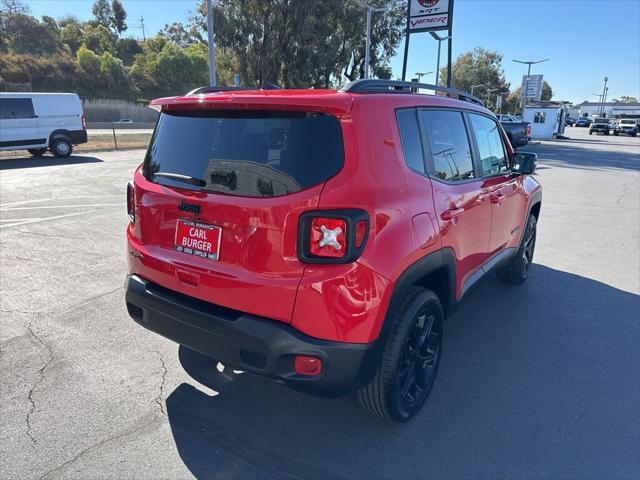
[0, 211, 91, 228]
[1, 203, 125, 211]
[0, 195, 122, 209]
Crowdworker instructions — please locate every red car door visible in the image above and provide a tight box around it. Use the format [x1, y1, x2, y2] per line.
[468, 113, 527, 253]
[418, 109, 492, 297]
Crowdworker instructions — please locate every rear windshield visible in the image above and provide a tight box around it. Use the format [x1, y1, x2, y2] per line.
[143, 110, 344, 197]
[620, 119, 636, 125]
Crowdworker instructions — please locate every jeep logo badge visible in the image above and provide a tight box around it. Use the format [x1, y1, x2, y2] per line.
[178, 200, 201, 216]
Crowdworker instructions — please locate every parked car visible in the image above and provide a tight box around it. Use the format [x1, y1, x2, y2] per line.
[0, 92, 87, 157]
[125, 80, 542, 422]
[575, 118, 592, 127]
[613, 118, 638, 137]
[115, 119, 134, 124]
[500, 118, 531, 147]
[589, 117, 610, 135]
[565, 117, 576, 127]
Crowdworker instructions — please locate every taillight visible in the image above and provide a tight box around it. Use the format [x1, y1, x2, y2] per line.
[81, 114, 86, 130]
[298, 210, 369, 264]
[127, 182, 135, 222]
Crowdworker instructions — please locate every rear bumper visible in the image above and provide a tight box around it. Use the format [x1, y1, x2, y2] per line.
[125, 275, 378, 397]
[69, 129, 88, 145]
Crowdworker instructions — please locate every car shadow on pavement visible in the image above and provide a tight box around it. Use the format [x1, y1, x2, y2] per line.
[164, 265, 640, 479]
[0, 155, 103, 170]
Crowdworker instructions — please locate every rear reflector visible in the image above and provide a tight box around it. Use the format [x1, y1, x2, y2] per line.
[127, 182, 135, 222]
[294, 355, 322, 376]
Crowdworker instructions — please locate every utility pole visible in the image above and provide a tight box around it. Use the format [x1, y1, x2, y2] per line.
[206, 0, 216, 86]
[430, 32, 451, 86]
[513, 58, 549, 113]
[139, 16, 146, 42]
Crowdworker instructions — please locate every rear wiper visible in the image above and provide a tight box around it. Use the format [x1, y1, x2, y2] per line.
[153, 172, 206, 187]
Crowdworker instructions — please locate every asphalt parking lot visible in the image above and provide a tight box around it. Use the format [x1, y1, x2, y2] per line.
[1, 126, 639, 479]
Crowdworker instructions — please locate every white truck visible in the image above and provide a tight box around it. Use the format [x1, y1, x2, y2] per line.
[0, 93, 88, 158]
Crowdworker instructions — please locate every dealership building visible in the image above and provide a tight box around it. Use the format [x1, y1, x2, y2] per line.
[574, 101, 640, 119]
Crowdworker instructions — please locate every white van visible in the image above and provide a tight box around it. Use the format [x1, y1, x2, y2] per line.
[0, 93, 88, 158]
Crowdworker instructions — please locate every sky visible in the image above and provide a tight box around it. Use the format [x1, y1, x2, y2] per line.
[27, 0, 640, 104]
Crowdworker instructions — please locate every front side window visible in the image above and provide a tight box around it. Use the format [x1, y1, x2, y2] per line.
[419, 110, 474, 182]
[0, 98, 35, 120]
[396, 109, 425, 173]
[469, 114, 509, 177]
[143, 110, 344, 198]
[534, 112, 546, 123]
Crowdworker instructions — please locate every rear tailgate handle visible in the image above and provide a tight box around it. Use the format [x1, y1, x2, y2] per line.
[441, 208, 465, 221]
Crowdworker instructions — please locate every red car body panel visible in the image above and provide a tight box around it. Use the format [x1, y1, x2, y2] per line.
[127, 88, 541, 348]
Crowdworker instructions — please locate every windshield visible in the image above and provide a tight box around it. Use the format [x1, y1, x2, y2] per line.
[143, 110, 345, 198]
[620, 120, 636, 125]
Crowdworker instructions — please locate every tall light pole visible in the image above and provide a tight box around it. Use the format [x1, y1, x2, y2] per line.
[415, 71, 433, 82]
[471, 84, 487, 96]
[430, 32, 451, 86]
[513, 58, 549, 111]
[599, 77, 608, 116]
[356, 0, 388, 79]
[206, 0, 216, 86]
[486, 88, 499, 109]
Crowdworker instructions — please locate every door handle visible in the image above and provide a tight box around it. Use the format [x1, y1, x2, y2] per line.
[441, 207, 465, 221]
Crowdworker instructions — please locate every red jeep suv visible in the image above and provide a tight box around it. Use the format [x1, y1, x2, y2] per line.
[125, 80, 542, 422]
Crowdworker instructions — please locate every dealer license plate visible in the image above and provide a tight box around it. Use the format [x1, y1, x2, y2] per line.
[174, 219, 222, 260]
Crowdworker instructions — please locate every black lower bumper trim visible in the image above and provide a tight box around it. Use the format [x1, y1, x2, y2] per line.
[125, 275, 378, 397]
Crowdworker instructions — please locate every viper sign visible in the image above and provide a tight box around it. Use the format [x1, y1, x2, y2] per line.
[408, 0, 452, 32]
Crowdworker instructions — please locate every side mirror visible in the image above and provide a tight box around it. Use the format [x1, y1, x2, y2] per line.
[512, 152, 537, 174]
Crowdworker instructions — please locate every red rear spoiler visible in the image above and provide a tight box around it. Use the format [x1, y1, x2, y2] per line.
[149, 90, 354, 116]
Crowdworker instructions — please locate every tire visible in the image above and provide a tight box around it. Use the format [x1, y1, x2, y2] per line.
[28, 148, 47, 157]
[605, 131, 610, 136]
[632, 132, 637, 137]
[357, 287, 444, 422]
[589, 131, 592, 135]
[614, 131, 619, 136]
[497, 214, 537, 284]
[51, 137, 73, 158]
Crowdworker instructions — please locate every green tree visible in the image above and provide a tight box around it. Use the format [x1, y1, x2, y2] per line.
[541, 80, 553, 101]
[1, 13, 62, 55]
[110, 0, 127, 36]
[82, 23, 115, 54]
[0, 0, 30, 14]
[116, 38, 142, 65]
[92, 0, 112, 28]
[77, 45, 102, 76]
[194, 0, 404, 88]
[440, 47, 510, 106]
[619, 96, 638, 103]
[60, 22, 83, 54]
[159, 22, 202, 47]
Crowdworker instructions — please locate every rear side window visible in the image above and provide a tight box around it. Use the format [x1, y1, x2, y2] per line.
[0, 98, 35, 120]
[469, 114, 509, 176]
[418, 110, 475, 182]
[143, 110, 344, 197]
[396, 109, 425, 173]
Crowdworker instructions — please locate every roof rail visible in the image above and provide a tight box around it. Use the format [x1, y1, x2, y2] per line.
[341, 79, 485, 107]
[186, 86, 249, 95]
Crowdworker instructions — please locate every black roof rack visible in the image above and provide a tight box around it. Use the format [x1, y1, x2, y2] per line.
[341, 79, 485, 107]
